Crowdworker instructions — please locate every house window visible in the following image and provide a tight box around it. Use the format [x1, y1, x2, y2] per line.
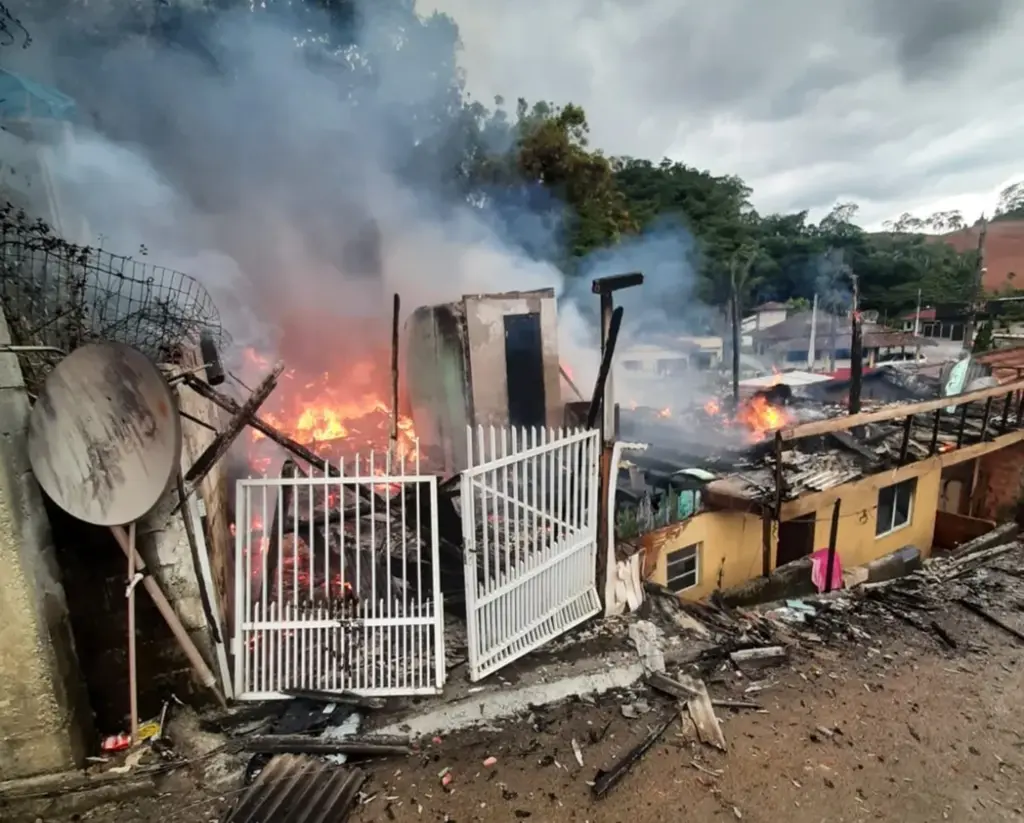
[876, 479, 915, 537]
[622, 360, 641, 371]
[665, 543, 700, 592]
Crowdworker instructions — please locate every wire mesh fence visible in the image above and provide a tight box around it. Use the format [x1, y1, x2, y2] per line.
[0, 202, 228, 390]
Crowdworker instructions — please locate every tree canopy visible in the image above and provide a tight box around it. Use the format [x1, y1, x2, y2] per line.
[49, 0, 988, 320]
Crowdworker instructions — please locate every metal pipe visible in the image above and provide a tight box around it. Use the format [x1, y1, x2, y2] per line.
[109, 524, 226, 708]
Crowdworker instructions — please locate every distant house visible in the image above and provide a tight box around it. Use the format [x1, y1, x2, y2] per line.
[751, 310, 934, 370]
[617, 337, 723, 377]
[898, 307, 966, 341]
[741, 302, 789, 347]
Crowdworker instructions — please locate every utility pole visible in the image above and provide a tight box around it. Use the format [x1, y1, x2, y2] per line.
[914, 288, 922, 336]
[963, 216, 988, 352]
[849, 273, 863, 414]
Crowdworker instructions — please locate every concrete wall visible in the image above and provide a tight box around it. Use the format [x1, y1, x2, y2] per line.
[404, 303, 471, 474]
[808, 468, 941, 569]
[641, 510, 771, 600]
[463, 290, 561, 430]
[0, 311, 90, 780]
[644, 459, 944, 601]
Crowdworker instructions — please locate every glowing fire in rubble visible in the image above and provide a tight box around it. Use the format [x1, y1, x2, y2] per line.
[703, 394, 792, 442]
[241, 348, 418, 475]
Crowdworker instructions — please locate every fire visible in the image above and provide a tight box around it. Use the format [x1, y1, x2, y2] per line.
[657, 407, 671, 418]
[736, 395, 790, 440]
[241, 347, 418, 474]
[702, 394, 792, 442]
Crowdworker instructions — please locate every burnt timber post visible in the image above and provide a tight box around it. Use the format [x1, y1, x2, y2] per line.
[590, 272, 644, 605]
[824, 499, 841, 594]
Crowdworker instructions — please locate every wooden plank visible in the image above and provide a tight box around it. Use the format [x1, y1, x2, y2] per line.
[779, 377, 1024, 442]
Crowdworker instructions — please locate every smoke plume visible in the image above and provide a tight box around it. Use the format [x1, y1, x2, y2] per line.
[8, 1, 712, 416]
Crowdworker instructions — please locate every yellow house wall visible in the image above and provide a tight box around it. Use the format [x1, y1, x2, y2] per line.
[646, 461, 944, 600]
[644, 510, 770, 600]
[808, 467, 941, 569]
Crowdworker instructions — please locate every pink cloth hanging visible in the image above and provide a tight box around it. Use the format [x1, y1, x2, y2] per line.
[810, 548, 844, 593]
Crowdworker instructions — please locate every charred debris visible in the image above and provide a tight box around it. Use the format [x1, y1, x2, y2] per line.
[613, 365, 1024, 537]
[585, 526, 1024, 802]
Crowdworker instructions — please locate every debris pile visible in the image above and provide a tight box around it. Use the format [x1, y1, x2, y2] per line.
[591, 533, 1024, 801]
[204, 688, 415, 822]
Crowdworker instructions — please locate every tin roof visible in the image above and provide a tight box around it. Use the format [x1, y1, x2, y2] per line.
[975, 345, 1024, 384]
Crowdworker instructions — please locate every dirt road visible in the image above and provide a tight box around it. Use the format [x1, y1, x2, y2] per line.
[344, 627, 1024, 823]
[67, 606, 1024, 823]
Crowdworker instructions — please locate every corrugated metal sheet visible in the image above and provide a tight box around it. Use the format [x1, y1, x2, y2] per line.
[975, 346, 1024, 385]
[225, 755, 365, 823]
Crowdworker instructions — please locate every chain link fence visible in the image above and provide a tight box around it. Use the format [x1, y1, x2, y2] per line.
[0, 202, 228, 390]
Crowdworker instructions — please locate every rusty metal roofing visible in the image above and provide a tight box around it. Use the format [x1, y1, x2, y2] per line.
[224, 755, 365, 823]
[975, 345, 1024, 384]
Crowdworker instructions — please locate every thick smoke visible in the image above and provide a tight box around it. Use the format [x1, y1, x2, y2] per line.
[10, 2, 715, 417]
[17, 7, 565, 366]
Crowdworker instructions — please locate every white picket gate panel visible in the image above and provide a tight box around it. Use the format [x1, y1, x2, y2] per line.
[460, 425, 601, 681]
[233, 447, 445, 699]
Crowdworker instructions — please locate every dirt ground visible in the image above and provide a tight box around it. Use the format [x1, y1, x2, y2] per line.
[65, 606, 1024, 823]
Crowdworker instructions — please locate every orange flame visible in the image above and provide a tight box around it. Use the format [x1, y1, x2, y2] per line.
[703, 394, 792, 443]
[735, 395, 791, 441]
[657, 407, 671, 418]
[241, 346, 418, 474]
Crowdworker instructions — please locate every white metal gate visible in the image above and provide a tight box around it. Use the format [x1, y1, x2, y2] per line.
[460, 425, 601, 681]
[233, 447, 445, 699]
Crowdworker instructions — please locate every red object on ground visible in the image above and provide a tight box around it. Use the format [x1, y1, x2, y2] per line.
[101, 733, 132, 752]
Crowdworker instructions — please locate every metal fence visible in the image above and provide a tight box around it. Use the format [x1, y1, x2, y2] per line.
[233, 445, 445, 699]
[460, 425, 601, 681]
[0, 203, 226, 389]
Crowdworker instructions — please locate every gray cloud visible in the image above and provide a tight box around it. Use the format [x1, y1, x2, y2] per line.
[421, 0, 1024, 226]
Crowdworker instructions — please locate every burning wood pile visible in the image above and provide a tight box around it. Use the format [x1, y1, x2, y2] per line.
[702, 385, 795, 443]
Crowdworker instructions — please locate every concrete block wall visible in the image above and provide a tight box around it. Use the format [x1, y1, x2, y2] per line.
[976, 442, 1024, 523]
[0, 313, 91, 780]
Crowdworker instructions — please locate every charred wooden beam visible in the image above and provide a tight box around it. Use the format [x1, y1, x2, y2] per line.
[898, 415, 914, 465]
[761, 511, 772, 578]
[773, 431, 784, 514]
[780, 376, 1024, 441]
[1001, 391, 1013, 432]
[929, 408, 941, 455]
[181, 372, 385, 508]
[824, 499, 841, 594]
[183, 361, 284, 498]
[587, 306, 624, 429]
[979, 396, 993, 442]
[956, 404, 969, 448]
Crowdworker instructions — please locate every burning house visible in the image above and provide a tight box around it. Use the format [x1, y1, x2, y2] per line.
[619, 366, 1024, 607]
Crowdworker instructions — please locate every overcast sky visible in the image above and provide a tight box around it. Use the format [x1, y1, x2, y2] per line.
[419, 0, 1024, 230]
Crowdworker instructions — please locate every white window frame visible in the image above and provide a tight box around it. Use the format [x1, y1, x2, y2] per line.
[665, 542, 701, 593]
[876, 479, 916, 538]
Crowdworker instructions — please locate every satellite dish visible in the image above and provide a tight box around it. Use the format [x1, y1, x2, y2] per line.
[27, 342, 182, 526]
